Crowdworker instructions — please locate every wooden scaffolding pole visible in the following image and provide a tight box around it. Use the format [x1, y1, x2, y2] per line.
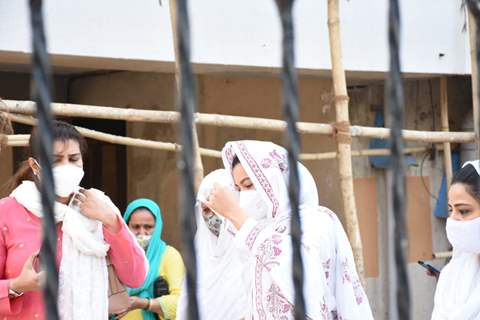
[168, 0, 204, 190]
[327, 0, 365, 280]
[5, 126, 433, 161]
[1, 99, 475, 144]
[469, 11, 480, 159]
[440, 77, 453, 186]
[0, 111, 13, 149]
[8, 114, 223, 157]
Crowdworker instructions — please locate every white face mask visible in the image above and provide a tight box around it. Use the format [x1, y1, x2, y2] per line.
[239, 190, 269, 221]
[446, 217, 480, 254]
[136, 234, 152, 250]
[52, 164, 84, 197]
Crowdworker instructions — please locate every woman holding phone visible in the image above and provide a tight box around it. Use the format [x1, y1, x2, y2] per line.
[431, 160, 480, 319]
[0, 120, 148, 319]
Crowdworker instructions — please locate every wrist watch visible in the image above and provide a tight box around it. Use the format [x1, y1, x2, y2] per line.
[8, 287, 23, 298]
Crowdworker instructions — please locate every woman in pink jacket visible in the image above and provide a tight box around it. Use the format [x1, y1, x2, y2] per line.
[0, 120, 148, 319]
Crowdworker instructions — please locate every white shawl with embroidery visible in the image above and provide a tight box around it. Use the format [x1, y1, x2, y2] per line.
[222, 140, 373, 320]
[10, 181, 111, 320]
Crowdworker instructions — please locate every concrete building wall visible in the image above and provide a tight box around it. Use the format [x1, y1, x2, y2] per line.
[0, 0, 469, 75]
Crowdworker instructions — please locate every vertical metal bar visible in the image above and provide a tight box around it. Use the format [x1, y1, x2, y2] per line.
[174, 0, 199, 319]
[387, 0, 410, 319]
[28, 0, 59, 319]
[274, 1, 306, 318]
[168, 0, 204, 191]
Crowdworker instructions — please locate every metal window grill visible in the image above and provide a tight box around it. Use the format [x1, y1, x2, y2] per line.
[29, 1, 59, 319]
[27, 0, 431, 319]
[387, 0, 410, 319]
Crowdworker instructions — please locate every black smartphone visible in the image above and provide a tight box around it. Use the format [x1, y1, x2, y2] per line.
[417, 260, 440, 275]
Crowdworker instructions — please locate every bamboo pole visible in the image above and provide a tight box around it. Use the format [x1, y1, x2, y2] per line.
[327, 0, 365, 281]
[348, 125, 473, 143]
[8, 114, 222, 158]
[440, 77, 453, 187]
[168, 0, 204, 190]
[0, 99, 475, 144]
[468, 11, 480, 158]
[6, 134, 29, 142]
[5, 128, 433, 162]
[5, 129, 433, 161]
[0, 111, 13, 149]
[0, 112, 13, 135]
[432, 251, 452, 259]
[299, 146, 430, 160]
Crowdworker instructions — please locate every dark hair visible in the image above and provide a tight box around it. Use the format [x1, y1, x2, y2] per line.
[7, 120, 87, 192]
[232, 155, 240, 168]
[451, 163, 480, 200]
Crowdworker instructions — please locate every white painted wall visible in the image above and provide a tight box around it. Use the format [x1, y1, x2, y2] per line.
[0, 0, 469, 75]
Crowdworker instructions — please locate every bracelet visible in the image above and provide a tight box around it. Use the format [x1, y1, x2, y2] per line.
[145, 299, 151, 310]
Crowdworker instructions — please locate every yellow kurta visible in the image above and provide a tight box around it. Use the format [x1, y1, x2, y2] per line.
[123, 245, 185, 320]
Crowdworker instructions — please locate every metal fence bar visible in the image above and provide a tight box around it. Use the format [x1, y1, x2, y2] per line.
[29, 0, 59, 318]
[275, 0, 306, 318]
[174, 0, 200, 319]
[387, 0, 410, 319]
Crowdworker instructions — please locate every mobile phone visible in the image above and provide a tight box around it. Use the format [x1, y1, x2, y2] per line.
[417, 260, 440, 275]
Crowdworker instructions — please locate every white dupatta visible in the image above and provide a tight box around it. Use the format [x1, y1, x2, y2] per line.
[431, 160, 480, 320]
[177, 169, 248, 320]
[10, 181, 111, 320]
[222, 140, 373, 320]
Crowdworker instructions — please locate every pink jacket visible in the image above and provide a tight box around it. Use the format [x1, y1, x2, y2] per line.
[0, 197, 148, 319]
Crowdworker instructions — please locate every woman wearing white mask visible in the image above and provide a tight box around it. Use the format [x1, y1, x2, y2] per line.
[431, 160, 480, 320]
[205, 140, 373, 320]
[0, 120, 148, 319]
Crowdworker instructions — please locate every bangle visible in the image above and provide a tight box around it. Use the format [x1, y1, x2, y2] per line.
[8, 287, 23, 298]
[148, 299, 156, 312]
[145, 299, 151, 310]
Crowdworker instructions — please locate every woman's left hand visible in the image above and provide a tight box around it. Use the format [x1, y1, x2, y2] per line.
[74, 188, 121, 232]
[128, 296, 148, 309]
[114, 297, 148, 319]
[204, 183, 248, 229]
